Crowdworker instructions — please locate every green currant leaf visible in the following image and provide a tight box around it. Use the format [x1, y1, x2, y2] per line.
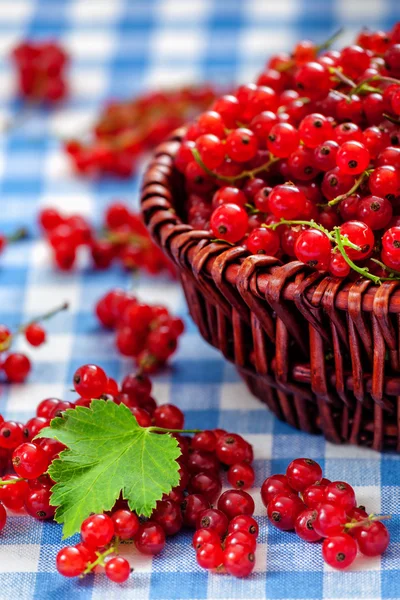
[36, 400, 181, 539]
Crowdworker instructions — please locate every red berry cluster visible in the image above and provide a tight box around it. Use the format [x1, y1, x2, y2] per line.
[0, 302, 68, 383]
[65, 85, 218, 178]
[261, 458, 390, 570]
[38, 203, 174, 275]
[95, 289, 184, 373]
[11, 41, 68, 103]
[176, 24, 400, 283]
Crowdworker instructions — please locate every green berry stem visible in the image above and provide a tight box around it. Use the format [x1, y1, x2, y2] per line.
[316, 27, 344, 53]
[329, 67, 357, 89]
[265, 218, 361, 252]
[328, 169, 373, 207]
[371, 258, 400, 279]
[7, 227, 29, 244]
[81, 544, 117, 577]
[333, 227, 382, 285]
[191, 147, 279, 183]
[345, 513, 391, 530]
[351, 74, 400, 95]
[19, 301, 69, 332]
[148, 427, 203, 434]
[0, 478, 24, 486]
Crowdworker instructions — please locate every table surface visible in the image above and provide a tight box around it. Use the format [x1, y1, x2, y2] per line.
[1, 1, 400, 599]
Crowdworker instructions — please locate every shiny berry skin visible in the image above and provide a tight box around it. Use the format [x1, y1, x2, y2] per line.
[192, 527, 220, 549]
[369, 165, 400, 198]
[215, 433, 248, 465]
[223, 544, 255, 578]
[322, 533, 357, 569]
[73, 364, 107, 399]
[225, 530, 257, 552]
[339, 221, 375, 260]
[261, 474, 293, 507]
[210, 203, 249, 243]
[24, 487, 55, 520]
[295, 509, 322, 542]
[0, 421, 24, 449]
[111, 509, 139, 540]
[48, 400, 74, 419]
[196, 134, 225, 169]
[0, 474, 29, 510]
[228, 462, 255, 490]
[336, 141, 370, 175]
[246, 227, 280, 256]
[181, 493, 209, 528]
[226, 128, 258, 162]
[356, 196, 392, 231]
[153, 404, 184, 430]
[329, 251, 350, 277]
[321, 167, 355, 201]
[187, 449, 219, 475]
[36, 398, 61, 419]
[197, 110, 225, 138]
[23, 417, 49, 441]
[228, 515, 259, 538]
[25, 323, 46, 346]
[313, 503, 348, 537]
[324, 481, 356, 512]
[353, 521, 390, 556]
[191, 430, 216, 452]
[211, 94, 240, 128]
[39, 207, 63, 231]
[286, 458, 322, 492]
[121, 373, 152, 402]
[303, 482, 328, 509]
[12, 443, 49, 479]
[135, 521, 166, 555]
[196, 542, 224, 569]
[382, 227, 400, 258]
[105, 556, 131, 583]
[313, 140, 339, 171]
[218, 489, 255, 519]
[299, 113, 334, 148]
[56, 546, 86, 577]
[196, 508, 228, 537]
[267, 123, 299, 158]
[267, 494, 305, 531]
[3, 353, 31, 383]
[189, 471, 221, 503]
[152, 498, 183, 536]
[212, 186, 247, 208]
[268, 184, 307, 219]
[80, 513, 115, 549]
[294, 230, 331, 270]
[294, 61, 331, 100]
[0, 502, 6, 532]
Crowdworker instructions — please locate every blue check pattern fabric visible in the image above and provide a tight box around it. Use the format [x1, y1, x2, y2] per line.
[0, 0, 400, 598]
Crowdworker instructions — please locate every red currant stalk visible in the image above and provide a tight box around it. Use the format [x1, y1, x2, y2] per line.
[345, 513, 391, 531]
[0, 301, 69, 352]
[351, 74, 400, 96]
[275, 28, 344, 73]
[191, 147, 280, 183]
[80, 542, 120, 577]
[0, 477, 25, 486]
[328, 169, 373, 207]
[333, 228, 382, 285]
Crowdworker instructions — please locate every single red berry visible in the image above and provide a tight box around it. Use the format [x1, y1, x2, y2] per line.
[261, 474, 293, 507]
[73, 364, 107, 399]
[295, 509, 322, 542]
[267, 122, 300, 158]
[246, 227, 280, 256]
[227, 462, 255, 490]
[313, 503, 348, 537]
[210, 203, 249, 243]
[225, 530, 257, 552]
[24, 487, 55, 520]
[152, 498, 183, 536]
[3, 353, 31, 383]
[189, 471, 222, 503]
[191, 430, 216, 452]
[105, 556, 131, 583]
[111, 509, 139, 540]
[223, 543, 255, 578]
[217, 489, 255, 519]
[286, 458, 322, 492]
[80, 513, 115, 549]
[294, 230, 331, 270]
[268, 184, 307, 219]
[302, 482, 328, 509]
[226, 128, 258, 162]
[336, 141, 370, 175]
[299, 113, 334, 148]
[153, 404, 184, 430]
[228, 515, 259, 538]
[339, 221, 375, 260]
[0, 474, 29, 510]
[196, 542, 224, 569]
[192, 528, 220, 550]
[195, 508, 228, 537]
[356, 196, 392, 231]
[24, 323, 46, 346]
[0, 421, 24, 449]
[324, 481, 356, 512]
[135, 521, 166, 555]
[56, 546, 86, 577]
[353, 521, 390, 556]
[267, 494, 305, 531]
[12, 442, 49, 479]
[181, 493, 210, 528]
[322, 533, 357, 569]
[215, 433, 248, 465]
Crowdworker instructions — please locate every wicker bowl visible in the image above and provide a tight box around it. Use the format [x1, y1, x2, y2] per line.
[141, 128, 400, 452]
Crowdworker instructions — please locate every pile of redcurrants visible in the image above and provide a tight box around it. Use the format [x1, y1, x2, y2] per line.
[176, 23, 400, 283]
[262, 458, 390, 569]
[11, 41, 68, 103]
[38, 202, 175, 275]
[96, 289, 184, 373]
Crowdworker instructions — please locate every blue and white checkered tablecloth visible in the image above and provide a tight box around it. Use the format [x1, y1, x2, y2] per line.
[0, 0, 400, 598]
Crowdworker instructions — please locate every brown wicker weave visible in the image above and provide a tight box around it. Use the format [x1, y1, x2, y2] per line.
[141, 128, 400, 451]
